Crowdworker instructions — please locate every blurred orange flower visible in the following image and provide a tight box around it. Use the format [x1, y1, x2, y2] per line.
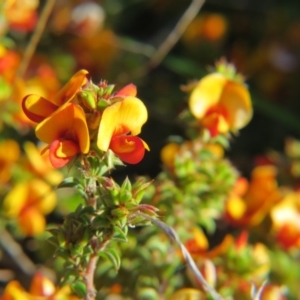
[185, 227, 233, 259]
[0, 271, 79, 300]
[36, 103, 90, 168]
[3, 179, 56, 236]
[3, 0, 39, 33]
[188, 71, 252, 136]
[97, 96, 149, 164]
[0, 139, 20, 184]
[270, 192, 300, 249]
[23, 141, 63, 185]
[226, 166, 283, 226]
[22, 69, 88, 123]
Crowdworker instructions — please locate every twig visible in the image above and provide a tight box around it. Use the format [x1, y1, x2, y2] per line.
[146, 0, 205, 71]
[0, 228, 36, 275]
[136, 212, 223, 300]
[17, 0, 56, 79]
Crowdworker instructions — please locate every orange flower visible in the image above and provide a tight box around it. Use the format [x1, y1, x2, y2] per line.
[23, 141, 63, 185]
[3, 179, 56, 236]
[270, 192, 300, 249]
[97, 96, 148, 164]
[35, 103, 90, 168]
[226, 166, 283, 226]
[0, 139, 20, 184]
[0, 272, 80, 300]
[22, 69, 88, 123]
[185, 227, 233, 259]
[4, 0, 39, 32]
[189, 70, 252, 136]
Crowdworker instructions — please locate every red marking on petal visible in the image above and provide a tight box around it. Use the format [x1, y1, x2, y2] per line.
[49, 140, 71, 168]
[115, 84, 137, 97]
[110, 135, 145, 164]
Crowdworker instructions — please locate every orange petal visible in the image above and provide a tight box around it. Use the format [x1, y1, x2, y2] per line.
[48, 139, 81, 168]
[189, 73, 227, 119]
[19, 207, 46, 236]
[219, 80, 252, 130]
[110, 135, 145, 164]
[36, 103, 90, 154]
[22, 94, 58, 123]
[49, 140, 75, 168]
[97, 96, 147, 151]
[53, 69, 88, 106]
[115, 83, 137, 97]
[30, 272, 55, 296]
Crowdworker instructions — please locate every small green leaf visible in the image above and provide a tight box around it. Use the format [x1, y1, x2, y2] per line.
[91, 214, 111, 228]
[57, 177, 82, 189]
[71, 281, 87, 298]
[112, 226, 128, 242]
[98, 248, 121, 271]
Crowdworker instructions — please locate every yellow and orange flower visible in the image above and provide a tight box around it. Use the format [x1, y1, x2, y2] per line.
[97, 96, 148, 164]
[226, 166, 283, 227]
[3, 0, 39, 33]
[22, 69, 88, 123]
[0, 272, 79, 300]
[0, 139, 20, 184]
[270, 191, 300, 249]
[3, 179, 56, 236]
[188, 68, 252, 137]
[23, 141, 63, 185]
[35, 103, 90, 168]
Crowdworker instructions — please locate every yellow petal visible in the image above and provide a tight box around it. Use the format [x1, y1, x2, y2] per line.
[1, 280, 30, 300]
[28, 179, 57, 214]
[0, 139, 20, 162]
[53, 69, 88, 106]
[36, 103, 90, 154]
[22, 94, 59, 123]
[23, 142, 64, 185]
[169, 288, 204, 300]
[3, 183, 28, 217]
[189, 73, 227, 119]
[97, 96, 147, 151]
[160, 143, 180, 167]
[219, 80, 252, 129]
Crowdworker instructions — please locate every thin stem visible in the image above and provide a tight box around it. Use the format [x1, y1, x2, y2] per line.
[85, 250, 98, 300]
[0, 228, 36, 275]
[136, 212, 223, 300]
[146, 0, 205, 71]
[17, 0, 56, 79]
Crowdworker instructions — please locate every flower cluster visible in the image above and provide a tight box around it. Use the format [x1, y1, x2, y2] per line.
[22, 70, 149, 168]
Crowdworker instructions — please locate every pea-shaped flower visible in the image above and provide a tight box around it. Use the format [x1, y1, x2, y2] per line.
[97, 96, 148, 164]
[189, 72, 252, 136]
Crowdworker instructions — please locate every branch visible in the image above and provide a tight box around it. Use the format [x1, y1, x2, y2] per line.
[0, 228, 36, 275]
[146, 0, 206, 71]
[136, 212, 223, 300]
[17, 0, 56, 79]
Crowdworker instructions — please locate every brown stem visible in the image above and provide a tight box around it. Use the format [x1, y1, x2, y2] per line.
[146, 0, 206, 71]
[17, 0, 55, 79]
[84, 237, 111, 300]
[84, 252, 99, 300]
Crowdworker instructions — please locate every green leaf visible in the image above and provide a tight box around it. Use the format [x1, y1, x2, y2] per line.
[71, 281, 87, 298]
[91, 214, 111, 228]
[98, 248, 121, 271]
[57, 177, 82, 189]
[112, 226, 128, 242]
